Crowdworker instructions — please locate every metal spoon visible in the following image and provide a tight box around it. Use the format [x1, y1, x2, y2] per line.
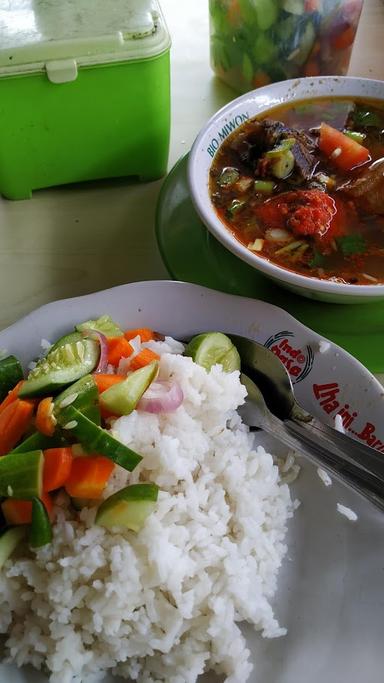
[240, 372, 384, 510]
[228, 334, 384, 500]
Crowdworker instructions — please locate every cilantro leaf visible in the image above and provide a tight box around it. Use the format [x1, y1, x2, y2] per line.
[336, 234, 367, 256]
[309, 250, 326, 268]
[352, 107, 383, 129]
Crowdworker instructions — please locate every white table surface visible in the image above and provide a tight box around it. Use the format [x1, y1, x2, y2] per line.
[0, 0, 382, 385]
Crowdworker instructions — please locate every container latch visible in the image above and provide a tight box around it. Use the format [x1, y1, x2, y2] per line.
[46, 59, 78, 84]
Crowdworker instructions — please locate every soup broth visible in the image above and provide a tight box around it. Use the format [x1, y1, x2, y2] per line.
[209, 97, 384, 285]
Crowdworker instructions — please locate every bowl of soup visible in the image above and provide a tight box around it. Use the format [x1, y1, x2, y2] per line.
[188, 77, 384, 303]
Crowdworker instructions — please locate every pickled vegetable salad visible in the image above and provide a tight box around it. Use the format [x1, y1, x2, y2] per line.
[0, 319, 240, 566]
[209, 0, 363, 92]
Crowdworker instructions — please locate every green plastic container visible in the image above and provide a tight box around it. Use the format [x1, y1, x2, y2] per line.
[0, 0, 171, 199]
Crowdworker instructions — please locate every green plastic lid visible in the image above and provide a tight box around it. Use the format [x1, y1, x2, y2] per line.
[0, 0, 170, 77]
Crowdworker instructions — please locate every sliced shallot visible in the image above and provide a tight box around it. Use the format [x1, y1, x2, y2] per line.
[81, 329, 108, 373]
[137, 380, 184, 413]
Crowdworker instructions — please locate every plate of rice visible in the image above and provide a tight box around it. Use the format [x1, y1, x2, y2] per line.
[0, 280, 383, 683]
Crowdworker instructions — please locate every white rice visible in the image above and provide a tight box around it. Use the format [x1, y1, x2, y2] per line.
[0, 341, 294, 683]
[317, 468, 332, 487]
[334, 414, 345, 434]
[337, 504, 358, 522]
[318, 340, 331, 354]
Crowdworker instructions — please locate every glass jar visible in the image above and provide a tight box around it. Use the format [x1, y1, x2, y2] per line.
[209, 0, 364, 93]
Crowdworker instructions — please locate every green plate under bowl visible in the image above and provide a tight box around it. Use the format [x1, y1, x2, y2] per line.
[156, 154, 384, 374]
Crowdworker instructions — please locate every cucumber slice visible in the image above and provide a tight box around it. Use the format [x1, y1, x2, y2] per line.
[81, 403, 101, 426]
[184, 333, 241, 373]
[54, 375, 100, 425]
[0, 355, 24, 402]
[95, 483, 159, 531]
[100, 362, 158, 416]
[29, 498, 52, 548]
[252, 33, 278, 66]
[11, 431, 67, 453]
[283, 0, 305, 14]
[0, 527, 26, 569]
[49, 332, 82, 354]
[20, 339, 100, 398]
[0, 450, 43, 498]
[287, 21, 315, 65]
[55, 406, 142, 471]
[54, 374, 98, 412]
[242, 53, 254, 85]
[255, 0, 278, 30]
[76, 315, 123, 338]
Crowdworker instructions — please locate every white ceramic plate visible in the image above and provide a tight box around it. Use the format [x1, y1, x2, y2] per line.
[1, 280, 384, 683]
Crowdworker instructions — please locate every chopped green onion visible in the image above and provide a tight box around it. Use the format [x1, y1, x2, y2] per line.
[217, 167, 240, 188]
[291, 243, 309, 262]
[275, 240, 305, 256]
[265, 138, 296, 179]
[226, 199, 246, 217]
[254, 180, 275, 194]
[269, 150, 295, 179]
[361, 273, 379, 283]
[344, 130, 366, 144]
[265, 137, 296, 158]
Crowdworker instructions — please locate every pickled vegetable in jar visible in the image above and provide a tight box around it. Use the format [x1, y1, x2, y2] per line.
[209, 0, 364, 93]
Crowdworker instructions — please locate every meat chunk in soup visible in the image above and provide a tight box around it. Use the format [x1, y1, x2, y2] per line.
[340, 158, 384, 215]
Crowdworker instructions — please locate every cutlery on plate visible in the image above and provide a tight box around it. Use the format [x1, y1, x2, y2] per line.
[228, 334, 384, 510]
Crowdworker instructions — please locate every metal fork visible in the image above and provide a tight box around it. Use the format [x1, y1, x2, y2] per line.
[227, 334, 384, 510]
[240, 373, 384, 510]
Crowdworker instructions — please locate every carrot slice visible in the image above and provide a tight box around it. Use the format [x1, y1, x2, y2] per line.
[252, 71, 271, 89]
[304, 60, 321, 77]
[93, 374, 124, 420]
[64, 456, 115, 499]
[124, 328, 155, 343]
[331, 25, 356, 50]
[0, 380, 25, 415]
[36, 397, 57, 437]
[305, 0, 320, 10]
[227, 0, 240, 26]
[93, 373, 124, 393]
[2, 492, 53, 525]
[106, 338, 133, 367]
[43, 447, 73, 492]
[129, 349, 160, 371]
[0, 399, 34, 455]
